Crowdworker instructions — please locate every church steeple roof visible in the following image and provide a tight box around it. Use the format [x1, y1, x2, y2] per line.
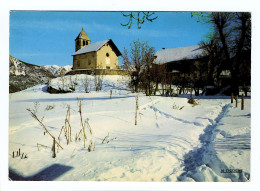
[75, 28, 90, 41]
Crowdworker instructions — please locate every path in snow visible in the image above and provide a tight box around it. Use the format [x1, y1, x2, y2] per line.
[178, 103, 250, 182]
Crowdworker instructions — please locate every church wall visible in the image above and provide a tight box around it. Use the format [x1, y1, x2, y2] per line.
[73, 52, 97, 71]
[96, 43, 119, 69]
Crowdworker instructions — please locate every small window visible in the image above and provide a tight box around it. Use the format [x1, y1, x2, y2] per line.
[83, 41, 85, 46]
[106, 53, 109, 57]
[106, 66, 110, 69]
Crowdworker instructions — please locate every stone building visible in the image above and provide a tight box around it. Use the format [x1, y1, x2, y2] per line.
[72, 28, 122, 72]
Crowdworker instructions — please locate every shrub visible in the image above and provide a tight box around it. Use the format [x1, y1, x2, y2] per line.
[187, 96, 196, 104]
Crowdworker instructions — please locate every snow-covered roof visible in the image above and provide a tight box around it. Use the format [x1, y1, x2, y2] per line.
[72, 39, 122, 56]
[154, 45, 204, 65]
[72, 40, 109, 56]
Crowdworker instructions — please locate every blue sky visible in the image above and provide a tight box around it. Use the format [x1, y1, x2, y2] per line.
[10, 11, 212, 66]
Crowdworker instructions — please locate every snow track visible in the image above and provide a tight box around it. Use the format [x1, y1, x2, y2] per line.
[178, 103, 250, 182]
[9, 75, 250, 181]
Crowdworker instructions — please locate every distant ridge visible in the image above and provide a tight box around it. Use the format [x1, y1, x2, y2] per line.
[9, 55, 55, 93]
[43, 65, 72, 77]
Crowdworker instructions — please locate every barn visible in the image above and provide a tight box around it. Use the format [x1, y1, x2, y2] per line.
[153, 45, 206, 75]
[153, 45, 210, 95]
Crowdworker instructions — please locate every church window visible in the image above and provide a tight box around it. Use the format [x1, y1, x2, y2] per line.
[83, 41, 85, 46]
[106, 53, 109, 57]
[106, 66, 110, 69]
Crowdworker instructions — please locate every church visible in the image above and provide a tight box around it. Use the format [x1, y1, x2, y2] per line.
[71, 28, 122, 72]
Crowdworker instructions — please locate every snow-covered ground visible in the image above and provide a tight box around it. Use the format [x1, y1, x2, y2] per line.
[9, 75, 251, 181]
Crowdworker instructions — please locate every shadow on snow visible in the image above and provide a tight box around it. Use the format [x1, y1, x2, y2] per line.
[9, 163, 73, 181]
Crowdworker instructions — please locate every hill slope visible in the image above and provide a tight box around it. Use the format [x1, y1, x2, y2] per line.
[9, 55, 55, 93]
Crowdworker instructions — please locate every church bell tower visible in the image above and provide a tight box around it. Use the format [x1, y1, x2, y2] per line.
[75, 28, 91, 51]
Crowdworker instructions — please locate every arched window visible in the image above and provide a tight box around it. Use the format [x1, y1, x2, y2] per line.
[106, 53, 109, 57]
[83, 40, 85, 46]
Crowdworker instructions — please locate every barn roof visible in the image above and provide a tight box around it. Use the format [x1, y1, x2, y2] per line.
[72, 39, 122, 56]
[154, 45, 205, 65]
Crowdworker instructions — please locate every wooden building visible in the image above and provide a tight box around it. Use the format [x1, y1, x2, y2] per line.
[153, 45, 206, 75]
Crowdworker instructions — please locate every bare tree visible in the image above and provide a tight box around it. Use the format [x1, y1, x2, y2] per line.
[192, 12, 251, 95]
[122, 39, 155, 94]
[81, 75, 90, 93]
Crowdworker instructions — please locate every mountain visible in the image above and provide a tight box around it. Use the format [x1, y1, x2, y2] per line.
[44, 65, 72, 77]
[9, 55, 55, 93]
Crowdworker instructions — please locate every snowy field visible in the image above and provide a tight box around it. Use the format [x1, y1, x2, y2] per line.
[9, 75, 251, 182]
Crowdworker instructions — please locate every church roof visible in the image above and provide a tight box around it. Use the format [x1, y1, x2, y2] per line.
[154, 45, 205, 65]
[75, 28, 90, 41]
[72, 39, 122, 56]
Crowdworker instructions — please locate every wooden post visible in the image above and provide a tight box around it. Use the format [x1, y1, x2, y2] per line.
[236, 95, 238, 107]
[231, 93, 233, 103]
[52, 138, 56, 158]
[135, 95, 138, 125]
[241, 94, 244, 110]
[13, 152, 14, 158]
[18, 148, 20, 156]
